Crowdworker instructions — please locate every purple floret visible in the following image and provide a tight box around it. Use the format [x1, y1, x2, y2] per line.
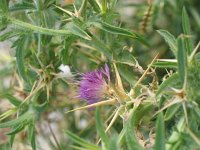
[78, 64, 110, 103]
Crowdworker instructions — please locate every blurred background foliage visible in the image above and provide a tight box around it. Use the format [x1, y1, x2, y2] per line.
[0, 0, 200, 150]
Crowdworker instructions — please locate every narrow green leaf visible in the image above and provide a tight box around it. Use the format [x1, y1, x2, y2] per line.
[9, 17, 71, 36]
[70, 145, 88, 150]
[116, 51, 138, 85]
[117, 51, 137, 66]
[9, 134, 15, 147]
[193, 106, 200, 120]
[157, 30, 177, 56]
[0, 2, 8, 31]
[61, 36, 77, 65]
[91, 21, 136, 38]
[109, 135, 119, 150]
[15, 37, 29, 83]
[90, 21, 149, 46]
[0, 0, 8, 13]
[0, 93, 21, 106]
[28, 123, 36, 150]
[153, 60, 177, 68]
[0, 112, 32, 128]
[191, 9, 200, 29]
[182, 7, 193, 54]
[167, 117, 184, 145]
[88, 0, 101, 13]
[133, 104, 155, 125]
[156, 73, 179, 97]
[177, 37, 187, 84]
[78, 0, 88, 17]
[118, 64, 137, 85]
[119, 104, 154, 148]
[154, 112, 165, 150]
[65, 131, 100, 150]
[65, 22, 91, 40]
[0, 30, 21, 41]
[102, 0, 107, 14]
[125, 108, 144, 150]
[9, 2, 35, 11]
[95, 108, 109, 148]
[110, 0, 118, 9]
[164, 104, 181, 121]
[6, 125, 25, 135]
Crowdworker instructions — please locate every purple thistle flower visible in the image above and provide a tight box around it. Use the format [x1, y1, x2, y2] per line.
[78, 64, 110, 104]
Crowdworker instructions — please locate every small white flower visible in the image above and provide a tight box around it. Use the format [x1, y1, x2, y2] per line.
[58, 64, 73, 78]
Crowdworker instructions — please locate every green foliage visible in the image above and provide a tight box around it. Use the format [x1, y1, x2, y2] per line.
[65, 130, 100, 150]
[157, 30, 177, 57]
[177, 37, 187, 85]
[186, 63, 200, 104]
[95, 108, 109, 148]
[154, 112, 165, 150]
[125, 108, 145, 150]
[182, 7, 193, 55]
[156, 73, 179, 96]
[0, 0, 200, 150]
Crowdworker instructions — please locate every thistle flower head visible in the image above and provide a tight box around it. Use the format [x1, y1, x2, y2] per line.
[78, 64, 110, 103]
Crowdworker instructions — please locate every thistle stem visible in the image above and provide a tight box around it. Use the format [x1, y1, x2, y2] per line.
[66, 98, 116, 113]
[47, 121, 62, 150]
[129, 53, 159, 96]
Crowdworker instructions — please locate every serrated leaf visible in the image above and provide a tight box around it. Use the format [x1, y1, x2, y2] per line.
[91, 21, 136, 37]
[177, 37, 187, 84]
[15, 36, 29, 83]
[90, 21, 149, 46]
[182, 7, 193, 54]
[154, 112, 165, 150]
[65, 131, 100, 150]
[157, 30, 177, 56]
[95, 108, 109, 148]
[65, 22, 91, 40]
[9, 17, 72, 36]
